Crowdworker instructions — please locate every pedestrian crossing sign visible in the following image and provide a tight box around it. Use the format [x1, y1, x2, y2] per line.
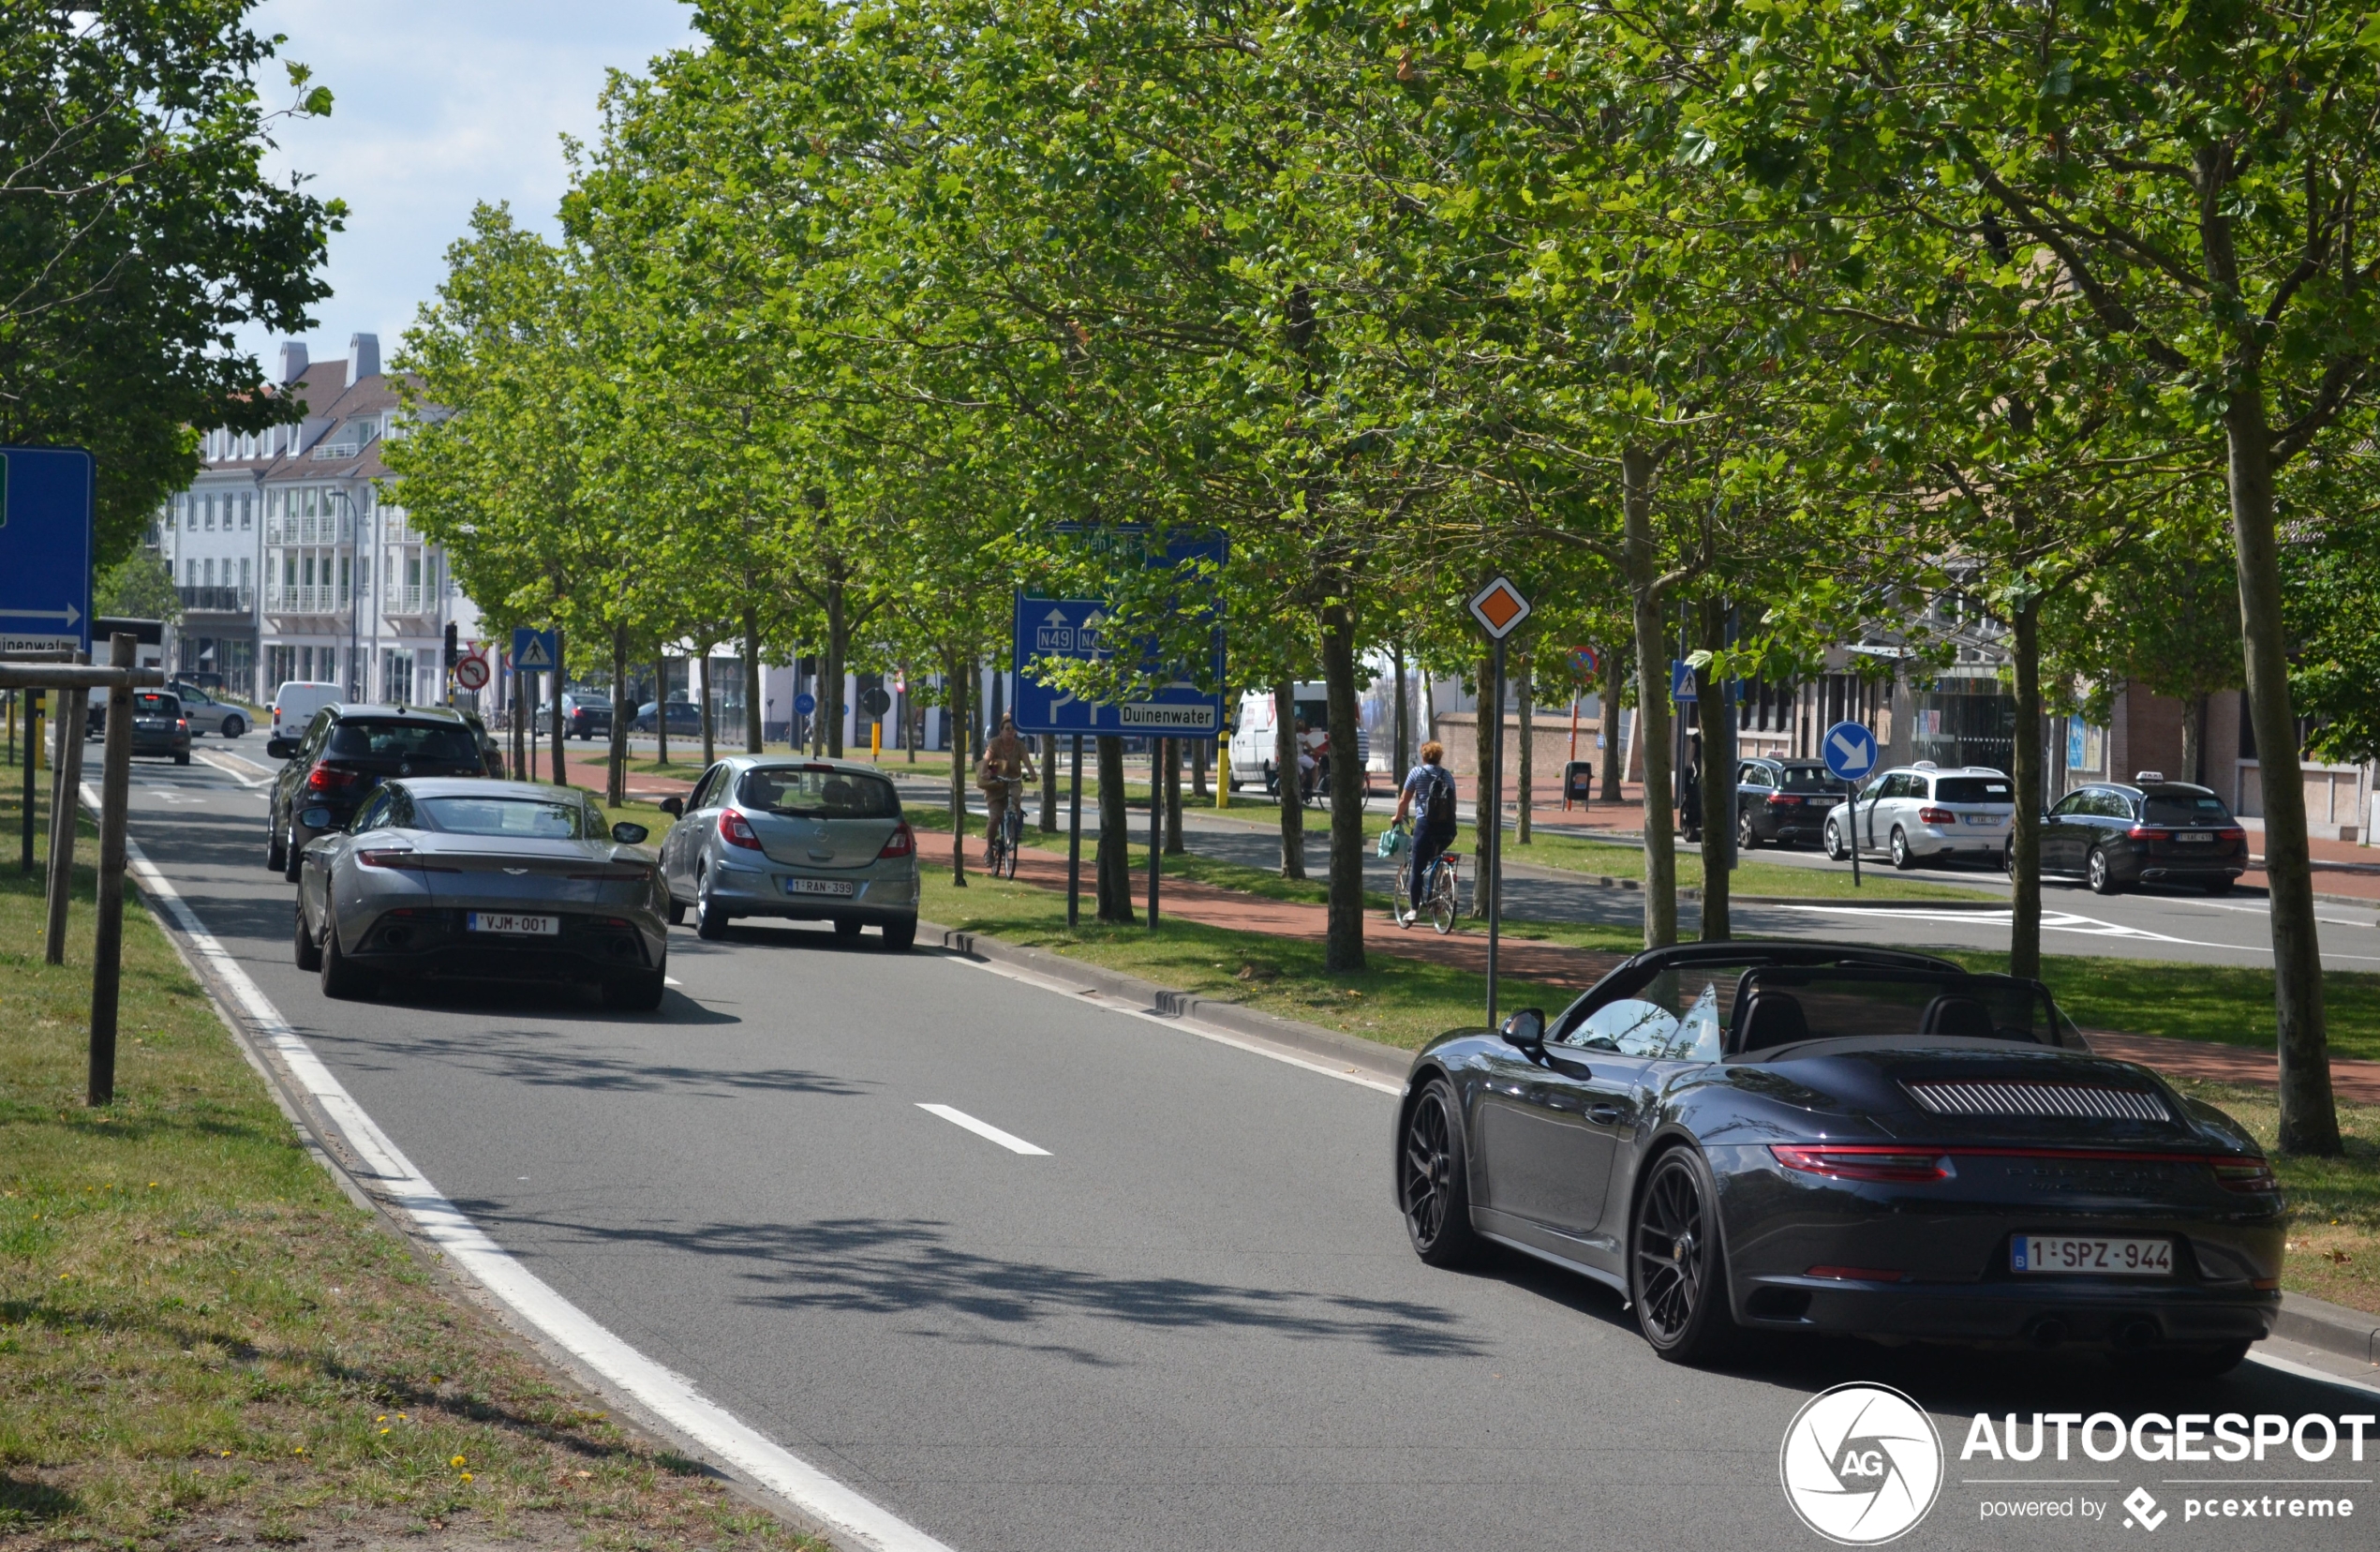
[512, 628, 558, 672]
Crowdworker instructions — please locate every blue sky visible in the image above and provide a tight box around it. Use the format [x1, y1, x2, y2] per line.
[237, 0, 699, 372]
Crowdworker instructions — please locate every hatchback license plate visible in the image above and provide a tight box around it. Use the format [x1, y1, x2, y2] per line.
[2012, 1234, 2173, 1276]
[467, 912, 558, 935]
[785, 878, 855, 897]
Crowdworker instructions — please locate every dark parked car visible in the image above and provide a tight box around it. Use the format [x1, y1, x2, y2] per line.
[293, 778, 665, 1010]
[127, 691, 192, 764]
[264, 705, 493, 881]
[91, 681, 246, 740]
[632, 698, 703, 736]
[562, 692, 612, 741]
[1733, 757, 1852, 849]
[1394, 942, 2282, 1373]
[2043, 780, 2249, 895]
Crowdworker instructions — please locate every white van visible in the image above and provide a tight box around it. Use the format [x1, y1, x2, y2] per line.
[270, 680, 342, 741]
[1226, 685, 1370, 794]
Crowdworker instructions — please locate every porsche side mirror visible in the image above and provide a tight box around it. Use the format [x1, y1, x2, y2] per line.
[611, 822, 649, 844]
[1500, 1007, 1546, 1051]
[266, 737, 298, 760]
[658, 797, 684, 819]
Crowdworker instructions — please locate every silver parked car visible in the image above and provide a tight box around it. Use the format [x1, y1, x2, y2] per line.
[658, 755, 918, 948]
[1822, 763, 2016, 870]
[291, 779, 669, 1009]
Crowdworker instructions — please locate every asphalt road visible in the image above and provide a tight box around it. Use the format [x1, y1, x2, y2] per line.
[117, 751, 2380, 1552]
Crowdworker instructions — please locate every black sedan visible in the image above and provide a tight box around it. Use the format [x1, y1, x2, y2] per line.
[1395, 943, 2282, 1373]
[1733, 757, 1852, 849]
[127, 691, 192, 764]
[632, 699, 703, 735]
[2043, 780, 2250, 895]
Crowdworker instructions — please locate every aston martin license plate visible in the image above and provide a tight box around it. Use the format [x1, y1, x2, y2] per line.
[785, 878, 855, 897]
[467, 912, 558, 935]
[2012, 1234, 2173, 1276]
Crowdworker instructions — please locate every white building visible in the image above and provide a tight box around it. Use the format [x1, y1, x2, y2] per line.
[156, 334, 483, 707]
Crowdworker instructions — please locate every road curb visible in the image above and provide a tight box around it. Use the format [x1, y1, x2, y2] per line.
[919, 918, 1416, 1084]
[2273, 1291, 2380, 1368]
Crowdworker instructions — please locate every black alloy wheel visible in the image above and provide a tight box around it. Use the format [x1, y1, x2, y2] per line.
[2089, 846, 2121, 895]
[292, 898, 322, 971]
[1889, 827, 1916, 870]
[1737, 808, 1762, 850]
[1630, 1148, 1738, 1364]
[1400, 1078, 1481, 1267]
[223, 714, 245, 739]
[693, 867, 730, 939]
[283, 825, 304, 883]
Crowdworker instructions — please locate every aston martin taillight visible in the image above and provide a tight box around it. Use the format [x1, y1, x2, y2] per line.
[1770, 1145, 1954, 1183]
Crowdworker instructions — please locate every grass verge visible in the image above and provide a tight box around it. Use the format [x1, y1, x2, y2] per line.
[2164, 1080, 2380, 1315]
[0, 792, 816, 1551]
[1938, 950, 2380, 1065]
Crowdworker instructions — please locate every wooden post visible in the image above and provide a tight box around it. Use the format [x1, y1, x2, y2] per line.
[44, 656, 89, 965]
[88, 634, 138, 1106]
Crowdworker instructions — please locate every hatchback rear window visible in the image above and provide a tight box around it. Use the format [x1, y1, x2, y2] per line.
[324, 721, 482, 764]
[1934, 777, 2012, 804]
[738, 767, 900, 818]
[2143, 794, 2231, 826]
[418, 796, 592, 838]
[134, 694, 181, 716]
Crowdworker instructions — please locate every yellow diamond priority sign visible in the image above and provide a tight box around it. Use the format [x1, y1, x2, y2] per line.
[1467, 576, 1532, 640]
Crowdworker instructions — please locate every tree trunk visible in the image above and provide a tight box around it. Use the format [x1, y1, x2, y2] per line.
[1322, 600, 1366, 973]
[699, 647, 716, 769]
[547, 629, 567, 788]
[1040, 733, 1058, 832]
[1472, 652, 1496, 919]
[1391, 641, 1410, 781]
[945, 653, 968, 887]
[606, 624, 628, 807]
[1599, 641, 1625, 801]
[2182, 693, 2206, 787]
[1624, 445, 1678, 948]
[653, 654, 669, 768]
[2224, 377, 2340, 1154]
[1095, 733, 1134, 922]
[1273, 674, 1304, 878]
[1163, 735, 1183, 855]
[1515, 642, 1534, 845]
[1191, 737, 1209, 798]
[2010, 594, 2045, 980]
[824, 573, 847, 759]
[742, 607, 763, 753]
[1695, 600, 1732, 941]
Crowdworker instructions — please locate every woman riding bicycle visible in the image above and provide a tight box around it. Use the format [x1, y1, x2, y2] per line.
[977, 714, 1038, 863]
[1394, 740, 1458, 913]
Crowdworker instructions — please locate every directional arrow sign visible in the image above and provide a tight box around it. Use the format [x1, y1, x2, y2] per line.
[511, 627, 558, 673]
[0, 446, 94, 654]
[1822, 720, 1879, 783]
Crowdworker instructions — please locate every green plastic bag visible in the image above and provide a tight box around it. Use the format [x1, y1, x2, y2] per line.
[1376, 823, 1406, 859]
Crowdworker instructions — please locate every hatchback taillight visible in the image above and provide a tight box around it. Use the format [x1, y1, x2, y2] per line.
[878, 820, 915, 859]
[720, 809, 763, 850]
[1918, 807, 1956, 825]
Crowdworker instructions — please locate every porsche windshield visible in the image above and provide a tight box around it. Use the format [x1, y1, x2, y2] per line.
[737, 767, 900, 819]
[1554, 962, 2077, 1059]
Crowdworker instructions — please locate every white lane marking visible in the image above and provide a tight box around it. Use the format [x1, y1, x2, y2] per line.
[2247, 1351, 2380, 1401]
[194, 750, 272, 788]
[109, 816, 958, 1552]
[950, 953, 1405, 1097]
[915, 1103, 1051, 1156]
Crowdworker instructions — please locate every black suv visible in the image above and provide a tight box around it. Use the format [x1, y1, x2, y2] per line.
[2042, 780, 2250, 895]
[1733, 757, 1853, 848]
[264, 704, 490, 880]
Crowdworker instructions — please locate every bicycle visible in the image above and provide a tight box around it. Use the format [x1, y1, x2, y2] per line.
[983, 779, 1024, 879]
[1392, 841, 1462, 934]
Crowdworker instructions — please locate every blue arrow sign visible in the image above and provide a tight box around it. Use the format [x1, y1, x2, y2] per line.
[1010, 534, 1227, 736]
[511, 627, 558, 673]
[0, 446, 93, 654]
[1822, 720, 1879, 783]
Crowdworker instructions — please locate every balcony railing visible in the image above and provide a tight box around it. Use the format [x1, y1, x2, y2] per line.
[264, 585, 347, 616]
[263, 513, 351, 545]
[384, 585, 429, 615]
[177, 585, 253, 614]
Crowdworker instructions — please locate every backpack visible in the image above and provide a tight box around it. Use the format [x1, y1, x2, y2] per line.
[1421, 766, 1456, 830]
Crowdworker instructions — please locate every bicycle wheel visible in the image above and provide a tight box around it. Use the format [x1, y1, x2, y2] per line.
[1429, 861, 1459, 934]
[1003, 811, 1023, 878]
[1392, 867, 1417, 929]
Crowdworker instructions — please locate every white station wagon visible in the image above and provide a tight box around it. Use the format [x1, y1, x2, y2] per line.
[1823, 763, 2015, 870]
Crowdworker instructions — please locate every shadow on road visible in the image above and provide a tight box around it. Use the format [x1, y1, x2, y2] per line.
[292, 1017, 855, 1098]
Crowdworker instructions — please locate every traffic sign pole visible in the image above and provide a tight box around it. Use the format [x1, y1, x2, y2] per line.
[1485, 637, 1505, 1030]
[1066, 734, 1084, 931]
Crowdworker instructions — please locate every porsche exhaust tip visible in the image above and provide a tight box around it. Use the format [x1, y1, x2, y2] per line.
[2115, 1317, 2160, 1351]
[2027, 1317, 2069, 1350]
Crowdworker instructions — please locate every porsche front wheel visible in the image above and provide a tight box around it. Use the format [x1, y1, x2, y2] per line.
[1631, 1148, 1738, 1365]
[1400, 1079, 1481, 1267]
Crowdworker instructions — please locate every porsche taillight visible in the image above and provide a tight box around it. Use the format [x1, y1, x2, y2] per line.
[2209, 1157, 2278, 1194]
[1771, 1145, 1954, 1183]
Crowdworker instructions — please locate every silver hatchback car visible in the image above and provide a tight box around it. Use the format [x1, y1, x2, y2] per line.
[658, 756, 919, 948]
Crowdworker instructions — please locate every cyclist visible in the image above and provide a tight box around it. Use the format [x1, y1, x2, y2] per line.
[976, 714, 1038, 863]
[1292, 718, 1323, 799]
[1394, 739, 1458, 913]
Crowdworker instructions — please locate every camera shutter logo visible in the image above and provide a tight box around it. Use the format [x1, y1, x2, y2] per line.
[1778, 1382, 1943, 1544]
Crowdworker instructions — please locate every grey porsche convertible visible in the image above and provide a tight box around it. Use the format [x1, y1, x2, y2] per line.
[1396, 943, 2284, 1374]
[292, 778, 669, 1009]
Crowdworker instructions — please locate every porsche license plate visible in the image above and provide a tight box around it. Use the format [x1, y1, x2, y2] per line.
[2012, 1234, 2173, 1276]
[784, 877, 855, 897]
[467, 912, 558, 935]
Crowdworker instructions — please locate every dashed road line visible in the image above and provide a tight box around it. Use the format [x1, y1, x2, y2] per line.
[915, 1102, 1051, 1156]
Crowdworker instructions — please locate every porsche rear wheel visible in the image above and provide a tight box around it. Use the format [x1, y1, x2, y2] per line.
[1400, 1079, 1481, 1267]
[1631, 1148, 1738, 1365]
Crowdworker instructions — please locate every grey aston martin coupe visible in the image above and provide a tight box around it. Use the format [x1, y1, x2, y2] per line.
[292, 778, 668, 1009]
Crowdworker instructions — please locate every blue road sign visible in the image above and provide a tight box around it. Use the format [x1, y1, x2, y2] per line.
[511, 628, 558, 674]
[0, 447, 94, 655]
[794, 692, 817, 717]
[1822, 720, 1879, 783]
[1011, 534, 1227, 736]
[1671, 660, 1697, 703]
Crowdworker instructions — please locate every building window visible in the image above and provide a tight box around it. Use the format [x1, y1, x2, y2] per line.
[242, 494, 253, 530]
[382, 649, 415, 702]
[185, 496, 196, 530]
[203, 495, 215, 531]
[203, 559, 215, 588]
[185, 560, 197, 586]
[339, 555, 351, 604]
[240, 558, 251, 590]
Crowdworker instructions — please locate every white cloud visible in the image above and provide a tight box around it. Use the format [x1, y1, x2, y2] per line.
[236, 0, 698, 368]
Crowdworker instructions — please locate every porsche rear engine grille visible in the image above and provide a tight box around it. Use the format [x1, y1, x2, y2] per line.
[1903, 1081, 2169, 1123]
